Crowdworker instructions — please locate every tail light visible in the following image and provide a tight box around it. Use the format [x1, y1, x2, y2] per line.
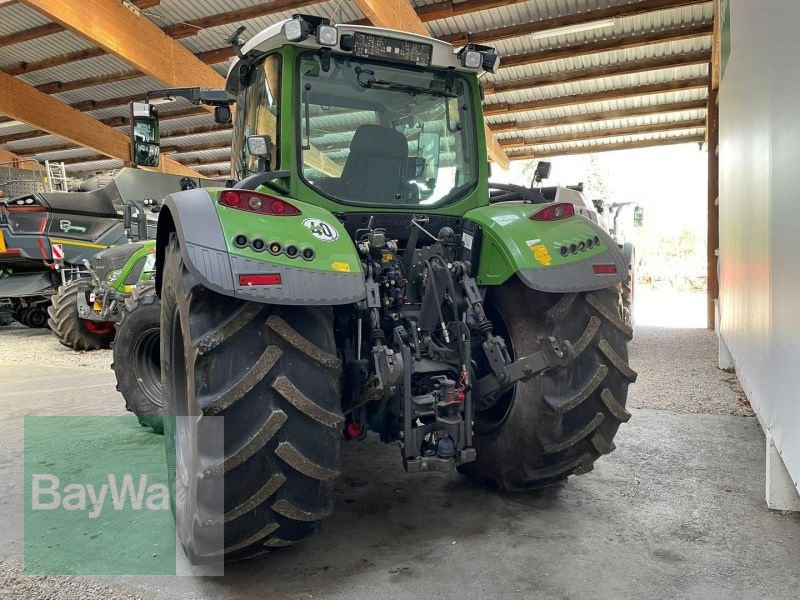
[530, 202, 574, 221]
[219, 190, 301, 216]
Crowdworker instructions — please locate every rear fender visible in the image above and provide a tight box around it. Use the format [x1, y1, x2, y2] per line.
[155, 188, 365, 305]
[465, 203, 627, 293]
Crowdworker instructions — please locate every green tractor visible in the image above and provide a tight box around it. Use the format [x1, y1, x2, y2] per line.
[133, 16, 636, 563]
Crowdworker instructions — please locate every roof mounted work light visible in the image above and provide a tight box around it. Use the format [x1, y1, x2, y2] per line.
[284, 14, 337, 46]
[457, 43, 500, 73]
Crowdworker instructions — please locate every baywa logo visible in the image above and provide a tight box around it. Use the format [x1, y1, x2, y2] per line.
[24, 415, 180, 575]
[31, 473, 169, 519]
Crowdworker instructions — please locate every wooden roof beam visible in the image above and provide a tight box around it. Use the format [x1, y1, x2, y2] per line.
[162, 0, 325, 39]
[19, 0, 341, 177]
[0, 148, 44, 170]
[499, 118, 707, 148]
[485, 50, 711, 95]
[0, 71, 198, 177]
[488, 99, 708, 133]
[0, 0, 159, 49]
[20, 0, 221, 114]
[508, 133, 706, 160]
[442, 0, 711, 47]
[501, 23, 713, 70]
[484, 77, 709, 116]
[352, 0, 510, 169]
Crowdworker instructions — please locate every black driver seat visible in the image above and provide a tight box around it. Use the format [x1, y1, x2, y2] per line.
[318, 124, 409, 203]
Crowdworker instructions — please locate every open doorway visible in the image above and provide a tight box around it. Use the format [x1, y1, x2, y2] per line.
[495, 143, 708, 329]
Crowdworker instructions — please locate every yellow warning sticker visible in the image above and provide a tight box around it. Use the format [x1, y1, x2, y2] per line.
[531, 244, 552, 266]
[331, 262, 351, 273]
[0, 231, 6, 252]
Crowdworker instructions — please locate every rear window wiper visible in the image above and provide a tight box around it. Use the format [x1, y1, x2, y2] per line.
[355, 67, 455, 98]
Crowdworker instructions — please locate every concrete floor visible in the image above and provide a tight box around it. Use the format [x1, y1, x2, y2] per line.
[1, 325, 799, 599]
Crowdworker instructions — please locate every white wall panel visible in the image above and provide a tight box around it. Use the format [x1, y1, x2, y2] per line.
[719, 0, 800, 490]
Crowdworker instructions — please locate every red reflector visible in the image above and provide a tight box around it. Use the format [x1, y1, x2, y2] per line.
[530, 202, 575, 221]
[6, 206, 45, 212]
[219, 190, 301, 216]
[239, 273, 282, 286]
[592, 264, 618, 275]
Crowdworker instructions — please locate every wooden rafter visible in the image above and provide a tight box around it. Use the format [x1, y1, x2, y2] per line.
[485, 51, 711, 95]
[20, 0, 221, 114]
[501, 23, 713, 70]
[508, 133, 706, 160]
[488, 99, 708, 133]
[441, 0, 710, 46]
[0, 0, 159, 49]
[0, 71, 199, 176]
[352, 0, 510, 169]
[19, 0, 340, 177]
[484, 77, 709, 116]
[499, 118, 707, 149]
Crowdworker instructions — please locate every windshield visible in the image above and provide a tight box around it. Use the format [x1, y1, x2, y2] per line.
[298, 54, 478, 207]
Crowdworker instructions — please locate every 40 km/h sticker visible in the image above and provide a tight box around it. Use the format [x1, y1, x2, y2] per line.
[303, 218, 338, 242]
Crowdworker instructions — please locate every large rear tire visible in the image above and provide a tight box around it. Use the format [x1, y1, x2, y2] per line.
[466, 278, 636, 490]
[113, 281, 163, 433]
[47, 281, 114, 350]
[161, 235, 343, 563]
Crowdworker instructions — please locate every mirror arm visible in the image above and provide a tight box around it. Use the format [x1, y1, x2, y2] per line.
[144, 88, 232, 107]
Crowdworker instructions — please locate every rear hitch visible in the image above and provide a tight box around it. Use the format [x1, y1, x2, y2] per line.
[473, 336, 575, 410]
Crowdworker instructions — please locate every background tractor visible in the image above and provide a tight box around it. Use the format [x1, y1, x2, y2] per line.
[133, 16, 636, 563]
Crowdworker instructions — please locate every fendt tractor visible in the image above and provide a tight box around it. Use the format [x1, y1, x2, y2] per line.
[131, 15, 637, 563]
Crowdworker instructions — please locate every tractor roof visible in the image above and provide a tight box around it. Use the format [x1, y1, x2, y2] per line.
[225, 18, 473, 97]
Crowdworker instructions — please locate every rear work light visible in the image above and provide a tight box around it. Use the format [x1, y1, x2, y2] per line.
[592, 264, 618, 275]
[530, 202, 574, 221]
[239, 273, 282, 286]
[219, 190, 301, 216]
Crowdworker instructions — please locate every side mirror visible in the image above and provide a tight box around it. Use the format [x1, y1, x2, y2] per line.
[533, 161, 551, 184]
[634, 205, 645, 227]
[129, 101, 161, 167]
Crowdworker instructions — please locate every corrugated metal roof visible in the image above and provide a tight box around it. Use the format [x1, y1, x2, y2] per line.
[0, 0, 714, 172]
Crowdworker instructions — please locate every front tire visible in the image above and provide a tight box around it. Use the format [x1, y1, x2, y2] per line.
[113, 281, 163, 433]
[161, 235, 343, 563]
[467, 278, 636, 490]
[47, 281, 114, 349]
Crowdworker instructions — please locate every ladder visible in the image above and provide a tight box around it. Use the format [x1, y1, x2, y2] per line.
[45, 160, 69, 192]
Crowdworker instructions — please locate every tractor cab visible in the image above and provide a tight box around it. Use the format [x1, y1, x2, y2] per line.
[131, 15, 498, 214]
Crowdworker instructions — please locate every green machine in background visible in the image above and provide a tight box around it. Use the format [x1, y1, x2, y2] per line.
[130, 15, 636, 564]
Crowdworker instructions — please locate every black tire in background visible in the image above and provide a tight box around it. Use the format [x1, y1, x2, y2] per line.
[17, 302, 49, 328]
[161, 235, 343, 563]
[113, 280, 163, 434]
[465, 278, 636, 491]
[47, 281, 114, 349]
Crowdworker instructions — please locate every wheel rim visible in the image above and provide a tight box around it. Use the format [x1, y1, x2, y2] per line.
[133, 327, 162, 407]
[83, 319, 115, 336]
